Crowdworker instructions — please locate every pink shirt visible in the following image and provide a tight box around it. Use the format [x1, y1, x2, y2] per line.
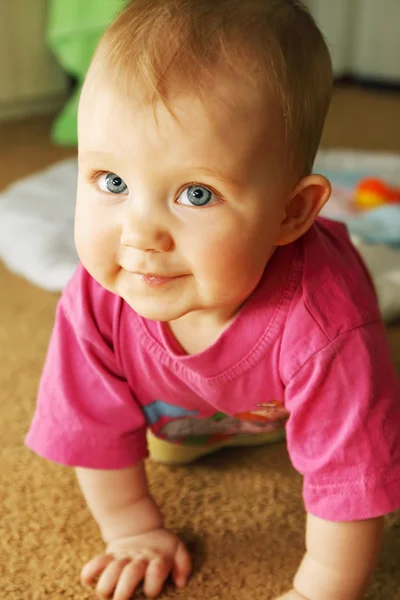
[26, 218, 400, 522]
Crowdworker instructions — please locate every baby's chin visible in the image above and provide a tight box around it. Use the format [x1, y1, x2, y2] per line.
[121, 294, 191, 323]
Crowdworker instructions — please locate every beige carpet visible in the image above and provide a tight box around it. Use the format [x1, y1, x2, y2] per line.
[1, 86, 400, 599]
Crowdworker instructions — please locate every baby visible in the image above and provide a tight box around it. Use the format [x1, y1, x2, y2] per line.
[26, 0, 400, 598]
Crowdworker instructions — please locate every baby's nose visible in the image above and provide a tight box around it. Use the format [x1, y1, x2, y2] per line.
[120, 221, 173, 253]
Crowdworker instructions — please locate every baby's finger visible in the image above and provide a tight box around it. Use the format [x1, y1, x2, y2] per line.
[143, 556, 172, 599]
[112, 557, 149, 600]
[172, 543, 192, 589]
[95, 557, 131, 598]
[81, 555, 114, 586]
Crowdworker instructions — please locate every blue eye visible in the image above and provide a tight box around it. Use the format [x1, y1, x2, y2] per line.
[177, 185, 214, 207]
[98, 173, 128, 194]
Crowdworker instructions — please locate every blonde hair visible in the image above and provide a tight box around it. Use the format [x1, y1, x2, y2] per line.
[96, 0, 333, 177]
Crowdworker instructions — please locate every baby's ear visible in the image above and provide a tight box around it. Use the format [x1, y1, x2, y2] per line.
[276, 174, 331, 246]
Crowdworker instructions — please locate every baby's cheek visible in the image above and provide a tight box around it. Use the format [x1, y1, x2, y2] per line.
[74, 220, 89, 262]
[75, 218, 112, 277]
[198, 241, 235, 282]
[204, 236, 260, 283]
[204, 233, 241, 267]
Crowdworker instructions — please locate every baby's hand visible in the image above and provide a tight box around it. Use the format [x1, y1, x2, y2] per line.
[81, 528, 192, 599]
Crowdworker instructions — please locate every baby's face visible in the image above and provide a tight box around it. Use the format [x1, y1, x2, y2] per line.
[76, 70, 291, 324]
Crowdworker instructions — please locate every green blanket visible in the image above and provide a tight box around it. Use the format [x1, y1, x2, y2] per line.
[48, 0, 128, 145]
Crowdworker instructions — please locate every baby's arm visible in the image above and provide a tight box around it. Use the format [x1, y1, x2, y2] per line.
[76, 463, 191, 599]
[76, 462, 163, 542]
[278, 513, 384, 600]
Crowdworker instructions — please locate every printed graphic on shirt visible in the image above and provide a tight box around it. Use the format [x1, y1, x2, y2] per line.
[142, 399, 289, 446]
[141, 400, 198, 424]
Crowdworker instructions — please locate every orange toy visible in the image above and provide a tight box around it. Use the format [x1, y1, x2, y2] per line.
[355, 177, 400, 210]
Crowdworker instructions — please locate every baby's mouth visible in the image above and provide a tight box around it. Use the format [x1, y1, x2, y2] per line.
[135, 272, 186, 286]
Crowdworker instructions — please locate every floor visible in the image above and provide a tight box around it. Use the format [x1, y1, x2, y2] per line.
[1, 85, 400, 599]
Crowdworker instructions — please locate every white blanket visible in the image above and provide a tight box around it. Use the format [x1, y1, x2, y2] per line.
[0, 159, 78, 291]
[0, 154, 399, 322]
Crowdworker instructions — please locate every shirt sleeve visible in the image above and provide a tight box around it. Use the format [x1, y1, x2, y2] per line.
[25, 290, 148, 470]
[284, 320, 400, 522]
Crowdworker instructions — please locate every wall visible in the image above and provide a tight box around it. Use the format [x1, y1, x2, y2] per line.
[308, 0, 400, 81]
[0, 0, 67, 121]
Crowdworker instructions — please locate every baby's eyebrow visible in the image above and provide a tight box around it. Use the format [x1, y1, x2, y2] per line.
[78, 150, 113, 162]
[78, 153, 244, 189]
[193, 166, 243, 189]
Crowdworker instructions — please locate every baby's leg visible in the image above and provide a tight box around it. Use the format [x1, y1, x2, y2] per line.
[147, 428, 286, 466]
